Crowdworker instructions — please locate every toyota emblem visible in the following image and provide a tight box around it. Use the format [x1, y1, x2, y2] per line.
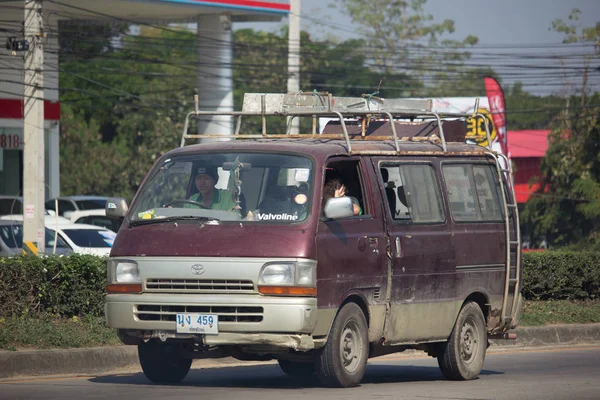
[191, 264, 205, 275]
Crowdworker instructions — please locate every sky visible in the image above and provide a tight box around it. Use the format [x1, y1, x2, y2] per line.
[235, 0, 600, 96]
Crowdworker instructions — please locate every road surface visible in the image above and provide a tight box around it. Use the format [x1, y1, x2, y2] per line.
[1, 345, 599, 400]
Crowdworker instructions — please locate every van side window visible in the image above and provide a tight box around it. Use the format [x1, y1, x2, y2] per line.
[443, 164, 502, 221]
[473, 165, 503, 220]
[324, 160, 366, 217]
[381, 164, 444, 223]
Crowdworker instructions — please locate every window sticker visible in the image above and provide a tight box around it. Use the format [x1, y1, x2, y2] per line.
[138, 209, 156, 219]
[255, 213, 299, 221]
[295, 168, 310, 182]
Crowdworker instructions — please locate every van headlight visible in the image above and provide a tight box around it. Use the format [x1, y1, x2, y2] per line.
[258, 260, 316, 296]
[107, 259, 142, 294]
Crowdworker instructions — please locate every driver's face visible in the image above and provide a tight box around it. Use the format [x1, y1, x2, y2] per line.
[195, 174, 215, 194]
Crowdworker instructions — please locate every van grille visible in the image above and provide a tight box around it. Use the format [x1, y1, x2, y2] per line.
[135, 304, 264, 323]
[145, 279, 255, 293]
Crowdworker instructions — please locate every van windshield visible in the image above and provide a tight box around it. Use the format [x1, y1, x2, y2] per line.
[130, 152, 313, 224]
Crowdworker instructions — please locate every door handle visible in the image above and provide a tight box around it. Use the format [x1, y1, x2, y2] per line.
[395, 236, 403, 258]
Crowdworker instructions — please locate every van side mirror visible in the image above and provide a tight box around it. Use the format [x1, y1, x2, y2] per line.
[106, 197, 129, 219]
[323, 197, 354, 220]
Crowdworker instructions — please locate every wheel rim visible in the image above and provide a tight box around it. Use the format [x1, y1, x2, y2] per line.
[339, 319, 363, 373]
[460, 315, 480, 365]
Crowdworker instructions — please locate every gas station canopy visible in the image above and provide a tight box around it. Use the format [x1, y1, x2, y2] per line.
[1, 0, 290, 22]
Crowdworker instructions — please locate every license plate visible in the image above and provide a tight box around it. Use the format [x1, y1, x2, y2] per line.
[176, 313, 219, 334]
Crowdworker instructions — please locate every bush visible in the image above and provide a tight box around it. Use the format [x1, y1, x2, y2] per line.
[522, 251, 600, 300]
[0, 254, 107, 318]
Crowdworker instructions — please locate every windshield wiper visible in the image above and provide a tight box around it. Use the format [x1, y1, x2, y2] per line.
[129, 215, 220, 227]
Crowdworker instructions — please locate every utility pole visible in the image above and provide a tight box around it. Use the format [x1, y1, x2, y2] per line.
[287, 0, 300, 134]
[22, 0, 45, 255]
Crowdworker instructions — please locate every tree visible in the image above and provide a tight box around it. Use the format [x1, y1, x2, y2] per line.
[550, 9, 600, 101]
[521, 11, 600, 249]
[335, 0, 478, 89]
[59, 105, 130, 197]
[504, 82, 567, 130]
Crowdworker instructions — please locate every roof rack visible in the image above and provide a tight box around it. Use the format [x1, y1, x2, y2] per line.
[180, 92, 494, 154]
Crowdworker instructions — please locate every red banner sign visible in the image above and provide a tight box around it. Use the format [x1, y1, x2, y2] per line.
[484, 76, 508, 157]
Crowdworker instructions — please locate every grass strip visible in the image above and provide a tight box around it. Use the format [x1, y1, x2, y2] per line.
[519, 299, 600, 326]
[0, 314, 121, 351]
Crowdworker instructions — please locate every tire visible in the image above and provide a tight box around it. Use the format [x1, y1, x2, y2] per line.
[138, 340, 192, 384]
[437, 301, 487, 381]
[278, 359, 316, 376]
[316, 302, 369, 388]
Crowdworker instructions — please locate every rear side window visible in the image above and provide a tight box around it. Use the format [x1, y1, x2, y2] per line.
[381, 164, 444, 224]
[0, 199, 22, 215]
[76, 200, 107, 210]
[443, 164, 502, 222]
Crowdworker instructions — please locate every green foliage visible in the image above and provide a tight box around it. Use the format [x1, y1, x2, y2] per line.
[519, 299, 600, 326]
[521, 96, 600, 247]
[0, 254, 107, 318]
[505, 83, 567, 130]
[59, 105, 130, 197]
[522, 251, 600, 300]
[520, 13, 600, 248]
[336, 0, 478, 85]
[59, 27, 196, 198]
[0, 315, 120, 350]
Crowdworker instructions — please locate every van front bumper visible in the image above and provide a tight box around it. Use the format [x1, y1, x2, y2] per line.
[105, 293, 318, 335]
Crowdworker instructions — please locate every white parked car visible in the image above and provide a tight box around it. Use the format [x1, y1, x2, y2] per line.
[0, 219, 71, 257]
[69, 209, 122, 233]
[0, 215, 116, 257]
[45, 196, 109, 218]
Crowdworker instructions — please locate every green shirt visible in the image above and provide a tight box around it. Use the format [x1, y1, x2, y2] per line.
[186, 189, 238, 213]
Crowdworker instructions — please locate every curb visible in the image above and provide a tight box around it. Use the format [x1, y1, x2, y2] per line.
[491, 323, 600, 347]
[1, 323, 599, 380]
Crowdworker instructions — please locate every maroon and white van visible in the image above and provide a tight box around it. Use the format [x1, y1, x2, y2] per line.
[105, 93, 522, 388]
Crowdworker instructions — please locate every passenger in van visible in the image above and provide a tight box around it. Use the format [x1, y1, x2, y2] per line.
[322, 178, 362, 216]
[185, 166, 239, 213]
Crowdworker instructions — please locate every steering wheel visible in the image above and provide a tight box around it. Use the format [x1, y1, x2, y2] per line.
[164, 199, 210, 209]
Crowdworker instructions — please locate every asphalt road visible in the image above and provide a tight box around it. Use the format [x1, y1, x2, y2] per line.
[1, 345, 599, 400]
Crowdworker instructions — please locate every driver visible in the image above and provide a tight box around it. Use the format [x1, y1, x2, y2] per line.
[185, 166, 238, 212]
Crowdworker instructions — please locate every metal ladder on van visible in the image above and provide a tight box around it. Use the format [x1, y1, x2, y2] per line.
[478, 115, 522, 331]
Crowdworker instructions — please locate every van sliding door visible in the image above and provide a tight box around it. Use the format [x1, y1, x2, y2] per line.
[376, 158, 456, 344]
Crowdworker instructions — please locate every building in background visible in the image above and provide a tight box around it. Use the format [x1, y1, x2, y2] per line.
[507, 129, 550, 205]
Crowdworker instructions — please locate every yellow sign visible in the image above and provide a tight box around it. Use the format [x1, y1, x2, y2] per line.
[22, 241, 38, 255]
[466, 108, 497, 147]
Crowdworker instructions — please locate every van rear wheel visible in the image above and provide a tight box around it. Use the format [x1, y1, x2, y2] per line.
[138, 340, 192, 384]
[278, 359, 316, 376]
[437, 301, 487, 381]
[316, 302, 368, 388]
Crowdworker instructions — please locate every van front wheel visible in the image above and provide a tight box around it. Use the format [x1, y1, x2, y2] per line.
[437, 301, 487, 381]
[138, 340, 192, 384]
[316, 302, 368, 388]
